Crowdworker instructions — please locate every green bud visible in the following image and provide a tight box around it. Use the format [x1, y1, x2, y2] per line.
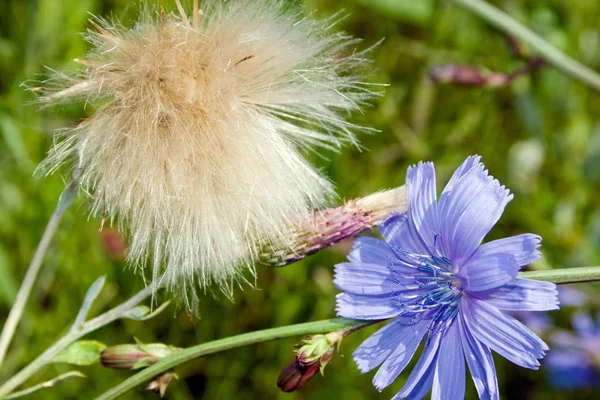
[100, 342, 180, 370]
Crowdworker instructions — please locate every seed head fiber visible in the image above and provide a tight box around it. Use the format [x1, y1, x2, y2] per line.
[39, 0, 377, 307]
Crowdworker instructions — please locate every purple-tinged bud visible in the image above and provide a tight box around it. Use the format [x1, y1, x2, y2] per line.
[430, 57, 544, 88]
[277, 358, 320, 392]
[146, 372, 177, 398]
[277, 331, 344, 392]
[261, 187, 406, 267]
[100, 342, 179, 370]
[429, 65, 487, 86]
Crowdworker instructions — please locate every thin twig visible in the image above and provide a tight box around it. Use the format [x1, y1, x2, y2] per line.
[0, 175, 79, 368]
[453, 0, 600, 91]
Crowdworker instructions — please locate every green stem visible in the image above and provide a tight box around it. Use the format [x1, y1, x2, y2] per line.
[0, 175, 79, 368]
[452, 0, 600, 91]
[520, 266, 600, 284]
[95, 318, 366, 400]
[96, 265, 600, 399]
[0, 283, 157, 398]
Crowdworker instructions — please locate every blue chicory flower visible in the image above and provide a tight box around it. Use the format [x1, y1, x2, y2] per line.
[334, 156, 559, 399]
[545, 311, 600, 390]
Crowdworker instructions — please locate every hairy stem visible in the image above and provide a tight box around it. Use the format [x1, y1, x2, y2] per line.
[0, 283, 156, 398]
[96, 265, 600, 399]
[95, 318, 367, 400]
[520, 266, 600, 284]
[452, 0, 600, 91]
[0, 176, 79, 368]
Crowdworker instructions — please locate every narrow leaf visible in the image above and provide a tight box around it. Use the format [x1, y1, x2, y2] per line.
[57, 169, 81, 213]
[123, 300, 171, 321]
[72, 276, 106, 329]
[52, 340, 106, 366]
[5, 371, 86, 399]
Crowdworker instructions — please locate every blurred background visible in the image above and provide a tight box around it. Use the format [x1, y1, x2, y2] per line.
[1, 0, 600, 398]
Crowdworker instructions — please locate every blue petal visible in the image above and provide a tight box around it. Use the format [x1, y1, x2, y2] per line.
[437, 158, 513, 266]
[348, 236, 397, 265]
[546, 350, 600, 389]
[405, 162, 438, 253]
[443, 155, 483, 194]
[572, 312, 596, 337]
[557, 286, 587, 306]
[371, 319, 430, 390]
[472, 278, 558, 311]
[379, 213, 407, 243]
[334, 262, 397, 296]
[394, 330, 443, 399]
[431, 322, 465, 400]
[462, 298, 548, 369]
[336, 292, 402, 320]
[353, 318, 424, 373]
[458, 234, 542, 292]
[457, 312, 499, 400]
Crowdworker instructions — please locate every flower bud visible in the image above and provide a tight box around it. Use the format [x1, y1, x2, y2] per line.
[100, 342, 179, 370]
[277, 331, 344, 392]
[277, 358, 320, 393]
[261, 187, 406, 267]
[429, 65, 487, 86]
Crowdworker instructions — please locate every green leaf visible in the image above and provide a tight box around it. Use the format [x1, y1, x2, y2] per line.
[52, 340, 106, 366]
[123, 300, 171, 321]
[72, 276, 106, 329]
[5, 371, 86, 399]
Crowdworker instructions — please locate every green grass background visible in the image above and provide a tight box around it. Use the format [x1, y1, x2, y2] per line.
[1, 0, 600, 398]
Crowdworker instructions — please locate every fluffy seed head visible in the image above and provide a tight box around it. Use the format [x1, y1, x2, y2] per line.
[38, 0, 377, 306]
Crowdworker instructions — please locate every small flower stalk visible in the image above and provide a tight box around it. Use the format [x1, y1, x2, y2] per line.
[429, 57, 544, 88]
[261, 187, 406, 267]
[277, 331, 344, 392]
[36, 0, 377, 306]
[100, 342, 180, 370]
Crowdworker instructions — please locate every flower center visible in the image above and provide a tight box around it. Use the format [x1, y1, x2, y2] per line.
[389, 247, 463, 334]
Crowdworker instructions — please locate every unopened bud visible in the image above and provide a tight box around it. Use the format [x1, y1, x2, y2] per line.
[429, 65, 487, 86]
[277, 358, 320, 392]
[100, 342, 179, 370]
[147, 372, 177, 398]
[277, 331, 344, 392]
[261, 187, 406, 267]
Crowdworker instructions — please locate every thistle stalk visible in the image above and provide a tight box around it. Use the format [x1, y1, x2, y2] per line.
[95, 266, 600, 400]
[260, 186, 407, 267]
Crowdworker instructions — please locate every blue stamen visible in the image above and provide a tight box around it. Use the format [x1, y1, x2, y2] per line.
[389, 247, 462, 334]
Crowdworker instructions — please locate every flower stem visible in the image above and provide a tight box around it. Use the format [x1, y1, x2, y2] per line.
[95, 318, 367, 400]
[520, 266, 600, 284]
[0, 283, 157, 398]
[0, 175, 79, 368]
[452, 0, 600, 91]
